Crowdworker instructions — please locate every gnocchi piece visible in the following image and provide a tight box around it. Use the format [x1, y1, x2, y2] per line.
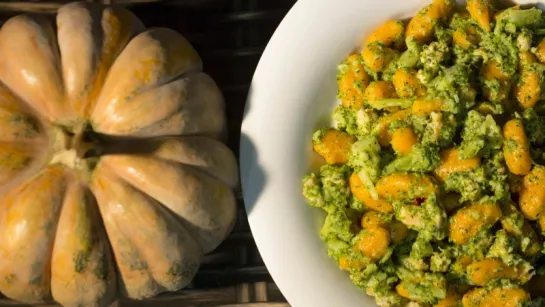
[360, 211, 409, 244]
[364, 81, 397, 106]
[313, 129, 356, 165]
[338, 256, 366, 271]
[412, 99, 444, 116]
[503, 119, 531, 176]
[395, 281, 422, 302]
[338, 54, 370, 109]
[349, 173, 393, 213]
[515, 51, 540, 109]
[449, 202, 502, 245]
[362, 43, 398, 72]
[467, 258, 532, 286]
[388, 221, 409, 243]
[434, 148, 480, 181]
[453, 25, 480, 49]
[376, 173, 438, 200]
[356, 226, 391, 261]
[391, 127, 418, 155]
[406, 0, 455, 43]
[467, 0, 491, 32]
[365, 20, 405, 49]
[434, 285, 469, 307]
[392, 68, 427, 98]
[376, 109, 412, 146]
[519, 166, 545, 220]
[462, 287, 530, 307]
[360, 211, 384, 229]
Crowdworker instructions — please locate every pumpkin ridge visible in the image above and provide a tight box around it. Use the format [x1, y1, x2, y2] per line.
[0, 165, 68, 303]
[151, 136, 239, 188]
[57, 2, 145, 120]
[50, 179, 116, 307]
[90, 166, 202, 299]
[97, 73, 224, 139]
[100, 154, 236, 253]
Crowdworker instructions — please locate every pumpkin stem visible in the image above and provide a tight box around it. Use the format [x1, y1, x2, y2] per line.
[48, 123, 102, 181]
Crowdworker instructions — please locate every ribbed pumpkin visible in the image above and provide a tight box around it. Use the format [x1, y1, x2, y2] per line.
[0, 2, 238, 306]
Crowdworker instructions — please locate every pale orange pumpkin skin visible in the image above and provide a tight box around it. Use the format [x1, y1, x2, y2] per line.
[0, 2, 238, 306]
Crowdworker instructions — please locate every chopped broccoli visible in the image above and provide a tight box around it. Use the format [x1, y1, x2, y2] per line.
[426, 64, 475, 114]
[430, 247, 453, 273]
[319, 164, 351, 209]
[382, 145, 441, 175]
[495, 7, 543, 32]
[479, 31, 519, 78]
[418, 41, 450, 86]
[444, 152, 509, 203]
[320, 207, 360, 259]
[522, 108, 545, 145]
[397, 37, 422, 69]
[410, 235, 434, 259]
[394, 194, 447, 241]
[367, 98, 413, 110]
[302, 173, 326, 209]
[487, 229, 522, 266]
[348, 135, 381, 199]
[395, 268, 448, 304]
[458, 110, 503, 159]
[333, 105, 378, 137]
[423, 112, 458, 148]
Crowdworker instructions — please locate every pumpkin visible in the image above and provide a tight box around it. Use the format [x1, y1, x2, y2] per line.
[0, 2, 239, 306]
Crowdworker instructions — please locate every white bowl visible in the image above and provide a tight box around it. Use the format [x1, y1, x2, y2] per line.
[240, 1, 539, 306]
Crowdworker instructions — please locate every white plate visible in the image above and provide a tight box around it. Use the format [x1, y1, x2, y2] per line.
[239, 1, 538, 306]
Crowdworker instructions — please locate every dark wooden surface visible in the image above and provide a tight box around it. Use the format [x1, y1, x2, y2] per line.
[0, 0, 296, 306]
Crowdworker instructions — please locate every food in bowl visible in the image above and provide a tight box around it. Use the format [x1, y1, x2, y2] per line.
[302, 0, 545, 306]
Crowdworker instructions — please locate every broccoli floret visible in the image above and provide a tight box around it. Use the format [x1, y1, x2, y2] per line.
[348, 135, 381, 199]
[320, 207, 360, 259]
[367, 98, 413, 110]
[495, 7, 543, 32]
[395, 268, 448, 304]
[302, 173, 326, 209]
[418, 41, 450, 86]
[444, 152, 509, 203]
[394, 194, 447, 241]
[333, 105, 378, 137]
[458, 110, 503, 159]
[374, 292, 407, 307]
[487, 229, 522, 266]
[410, 235, 434, 259]
[348, 195, 366, 213]
[522, 108, 545, 146]
[426, 64, 475, 114]
[366, 269, 402, 304]
[456, 230, 495, 260]
[422, 112, 458, 147]
[479, 31, 519, 78]
[435, 24, 453, 44]
[430, 248, 453, 273]
[382, 145, 441, 175]
[319, 164, 351, 208]
[397, 37, 422, 69]
[517, 29, 533, 52]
